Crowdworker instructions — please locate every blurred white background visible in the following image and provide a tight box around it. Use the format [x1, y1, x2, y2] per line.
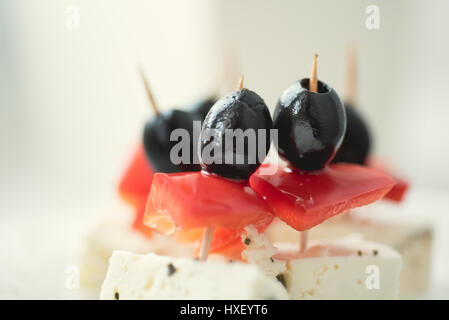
[0, 0, 448, 298]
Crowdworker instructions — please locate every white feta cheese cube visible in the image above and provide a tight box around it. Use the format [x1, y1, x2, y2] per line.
[100, 251, 289, 300]
[80, 214, 196, 293]
[281, 237, 402, 299]
[266, 213, 432, 296]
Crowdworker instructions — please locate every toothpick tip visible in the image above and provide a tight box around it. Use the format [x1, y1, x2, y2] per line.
[237, 74, 244, 90]
[138, 65, 160, 116]
[310, 54, 319, 93]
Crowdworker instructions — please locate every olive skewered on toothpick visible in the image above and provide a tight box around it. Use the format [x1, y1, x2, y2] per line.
[139, 67, 202, 173]
[198, 75, 243, 262]
[332, 46, 371, 165]
[299, 54, 318, 253]
[272, 54, 347, 252]
[273, 57, 346, 171]
[200, 74, 272, 180]
[198, 74, 272, 261]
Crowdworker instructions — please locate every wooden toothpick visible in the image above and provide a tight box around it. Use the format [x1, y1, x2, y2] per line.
[198, 74, 245, 262]
[309, 53, 318, 92]
[237, 74, 244, 90]
[198, 227, 215, 261]
[309, 54, 318, 93]
[298, 54, 320, 253]
[299, 231, 308, 253]
[138, 65, 160, 116]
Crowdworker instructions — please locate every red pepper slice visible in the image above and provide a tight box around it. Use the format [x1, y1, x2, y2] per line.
[144, 171, 273, 254]
[144, 171, 273, 232]
[249, 162, 395, 231]
[208, 237, 245, 261]
[118, 144, 154, 234]
[366, 157, 409, 203]
[384, 176, 409, 202]
[118, 144, 153, 206]
[126, 201, 152, 238]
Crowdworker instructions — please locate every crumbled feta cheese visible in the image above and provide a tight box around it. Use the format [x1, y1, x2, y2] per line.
[241, 226, 286, 278]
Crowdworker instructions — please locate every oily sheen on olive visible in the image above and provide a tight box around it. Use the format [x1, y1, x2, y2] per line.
[200, 89, 273, 180]
[273, 78, 346, 171]
[143, 109, 202, 173]
[332, 103, 371, 165]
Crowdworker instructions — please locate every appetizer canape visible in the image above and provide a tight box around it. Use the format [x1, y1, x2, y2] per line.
[80, 68, 216, 294]
[101, 57, 402, 300]
[265, 48, 432, 297]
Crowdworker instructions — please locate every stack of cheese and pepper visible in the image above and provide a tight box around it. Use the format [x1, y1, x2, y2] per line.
[95, 56, 412, 300]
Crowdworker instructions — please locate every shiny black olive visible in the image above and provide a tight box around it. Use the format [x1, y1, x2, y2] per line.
[189, 97, 217, 121]
[332, 103, 371, 165]
[273, 78, 346, 171]
[200, 89, 272, 180]
[143, 109, 202, 173]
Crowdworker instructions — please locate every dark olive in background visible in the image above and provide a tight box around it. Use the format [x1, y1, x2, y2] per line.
[273, 78, 346, 171]
[189, 97, 217, 122]
[200, 89, 272, 180]
[332, 103, 371, 165]
[143, 110, 202, 173]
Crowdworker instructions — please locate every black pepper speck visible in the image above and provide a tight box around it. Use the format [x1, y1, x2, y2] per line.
[167, 263, 177, 276]
[357, 250, 363, 256]
[373, 250, 378, 256]
[244, 237, 251, 245]
[276, 273, 287, 288]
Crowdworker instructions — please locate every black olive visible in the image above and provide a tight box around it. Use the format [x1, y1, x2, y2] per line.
[200, 89, 272, 180]
[273, 78, 346, 171]
[332, 103, 371, 165]
[143, 109, 202, 173]
[189, 97, 217, 121]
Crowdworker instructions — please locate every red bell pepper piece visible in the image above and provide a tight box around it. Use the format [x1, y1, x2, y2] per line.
[145, 172, 273, 230]
[366, 157, 409, 203]
[249, 162, 395, 231]
[144, 171, 274, 252]
[118, 144, 154, 234]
